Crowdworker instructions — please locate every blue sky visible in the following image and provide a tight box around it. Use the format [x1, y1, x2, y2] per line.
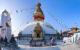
[0, 0, 80, 36]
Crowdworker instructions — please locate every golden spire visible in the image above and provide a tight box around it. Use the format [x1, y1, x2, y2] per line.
[33, 1, 44, 21]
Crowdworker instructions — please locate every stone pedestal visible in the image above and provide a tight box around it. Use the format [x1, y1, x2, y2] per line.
[30, 38, 45, 47]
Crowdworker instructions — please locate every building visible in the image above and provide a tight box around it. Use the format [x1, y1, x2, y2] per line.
[16, 2, 58, 47]
[0, 10, 12, 42]
[0, 10, 18, 50]
[62, 27, 80, 44]
[62, 27, 79, 37]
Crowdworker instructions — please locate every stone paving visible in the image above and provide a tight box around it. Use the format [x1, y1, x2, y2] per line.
[1, 43, 80, 50]
[59, 44, 80, 50]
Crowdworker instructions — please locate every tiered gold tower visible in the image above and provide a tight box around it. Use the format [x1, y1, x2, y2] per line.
[30, 2, 45, 46]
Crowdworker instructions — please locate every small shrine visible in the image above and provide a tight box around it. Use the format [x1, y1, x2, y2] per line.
[32, 23, 44, 39]
[30, 23, 45, 46]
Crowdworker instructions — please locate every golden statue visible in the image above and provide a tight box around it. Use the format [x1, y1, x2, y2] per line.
[32, 23, 43, 40]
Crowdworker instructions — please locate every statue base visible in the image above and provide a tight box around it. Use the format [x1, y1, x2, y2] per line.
[30, 38, 45, 47]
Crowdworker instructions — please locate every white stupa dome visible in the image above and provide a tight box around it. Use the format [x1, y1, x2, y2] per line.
[19, 2, 58, 35]
[21, 21, 57, 34]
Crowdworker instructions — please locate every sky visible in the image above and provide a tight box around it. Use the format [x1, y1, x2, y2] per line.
[0, 0, 80, 36]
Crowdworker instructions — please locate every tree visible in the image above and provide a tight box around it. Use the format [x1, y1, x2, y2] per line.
[3, 37, 8, 45]
[0, 37, 3, 42]
[4, 37, 8, 43]
[10, 35, 16, 44]
[56, 32, 61, 40]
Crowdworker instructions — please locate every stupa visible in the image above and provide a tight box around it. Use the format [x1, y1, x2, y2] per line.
[17, 2, 58, 47]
